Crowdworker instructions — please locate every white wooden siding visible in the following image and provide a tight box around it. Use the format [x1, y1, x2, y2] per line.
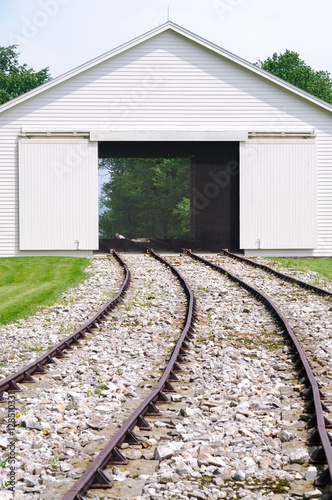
[240, 139, 317, 249]
[0, 28, 332, 255]
[19, 138, 98, 251]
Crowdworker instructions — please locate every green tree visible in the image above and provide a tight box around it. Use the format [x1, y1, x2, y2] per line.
[256, 50, 332, 104]
[99, 157, 190, 239]
[0, 45, 51, 105]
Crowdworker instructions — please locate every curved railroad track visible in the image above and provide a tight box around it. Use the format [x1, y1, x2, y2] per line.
[218, 249, 332, 414]
[213, 250, 332, 401]
[0, 251, 130, 404]
[221, 249, 332, 298]
[62, 249, 196, 499]
[0, 250, 194, 499]
[184, 249, 332, 493]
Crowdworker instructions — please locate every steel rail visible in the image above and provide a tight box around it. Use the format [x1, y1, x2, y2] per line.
[62, 249, 196, 500]
[0, 250, 130, 403]
[222, 248, 332, 297]
[185, 249, 332, 488]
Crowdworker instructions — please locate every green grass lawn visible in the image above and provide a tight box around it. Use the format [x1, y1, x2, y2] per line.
[267, 258, 332, 283]
[0, 257, 89, 325]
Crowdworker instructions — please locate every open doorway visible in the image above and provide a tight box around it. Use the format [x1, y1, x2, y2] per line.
[98, 141, 240, 252]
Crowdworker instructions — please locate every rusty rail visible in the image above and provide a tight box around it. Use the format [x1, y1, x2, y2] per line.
[185, 249, 332, 488]
[62, 249, 196, 499]
[0, 250, 130, 403]
[222, 249, 332, 297]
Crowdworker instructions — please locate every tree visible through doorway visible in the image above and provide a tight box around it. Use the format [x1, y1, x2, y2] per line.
[99, 157, 190, 239]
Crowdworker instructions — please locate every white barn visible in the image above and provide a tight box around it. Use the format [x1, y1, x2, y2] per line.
[0, 22, 331, 257]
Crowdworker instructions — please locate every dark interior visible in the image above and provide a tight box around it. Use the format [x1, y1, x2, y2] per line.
[99, 141, 240, 252]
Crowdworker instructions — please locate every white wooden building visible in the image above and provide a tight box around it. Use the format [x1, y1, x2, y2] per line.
[0, 22, 331, 257]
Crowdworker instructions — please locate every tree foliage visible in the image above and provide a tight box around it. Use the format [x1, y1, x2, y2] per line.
[99, 158, 191, 239]
[256, 50, 332, 104]
[0, 45, 51, 105]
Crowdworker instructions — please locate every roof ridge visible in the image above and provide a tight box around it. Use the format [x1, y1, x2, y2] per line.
[0, 22, 332, 115]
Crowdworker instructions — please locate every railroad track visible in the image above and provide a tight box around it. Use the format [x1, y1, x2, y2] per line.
[1, 250, 331, 498]
[0, 251, 194, 499]
[217, 250, 332, 409]
[62, 249, 196, 499]
[0, 251, 130, 404]
[213, 250, 332, 399]
[221, 249, 332, 297]
[184, 249, 332, 493]
[63, 250, 331, 499]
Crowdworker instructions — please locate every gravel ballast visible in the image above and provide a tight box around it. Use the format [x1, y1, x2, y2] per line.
[0, 253, 331, 500]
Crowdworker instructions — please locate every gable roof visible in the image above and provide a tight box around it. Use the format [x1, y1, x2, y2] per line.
[1, 21, 332, 115]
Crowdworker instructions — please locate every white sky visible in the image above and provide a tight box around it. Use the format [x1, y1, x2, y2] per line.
[0, 0, 331, 78]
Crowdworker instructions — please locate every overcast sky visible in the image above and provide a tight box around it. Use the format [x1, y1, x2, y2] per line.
[0, 0, 331, 79]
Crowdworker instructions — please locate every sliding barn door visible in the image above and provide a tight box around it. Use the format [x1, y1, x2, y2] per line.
[240, 138, 316, 249]
[19, 137, 98, 250]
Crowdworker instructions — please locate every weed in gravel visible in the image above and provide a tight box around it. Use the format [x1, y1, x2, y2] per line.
[225, 330, 283, 352]
[59, 322, 76, 335]
[50, 451, 61, 470]
[178, 474, 289, 498]
[224, 477, 291, 495]
[120, 320, 140, 327]
[95, 375, 107, 398]
[30, 346, 44, 352]
[0, 455, 12, 490]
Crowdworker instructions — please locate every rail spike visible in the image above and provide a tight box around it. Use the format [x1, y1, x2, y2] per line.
[315, 467, 332, 486]
[8, 381, 21, 392]
[91, 468, 113, 489]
